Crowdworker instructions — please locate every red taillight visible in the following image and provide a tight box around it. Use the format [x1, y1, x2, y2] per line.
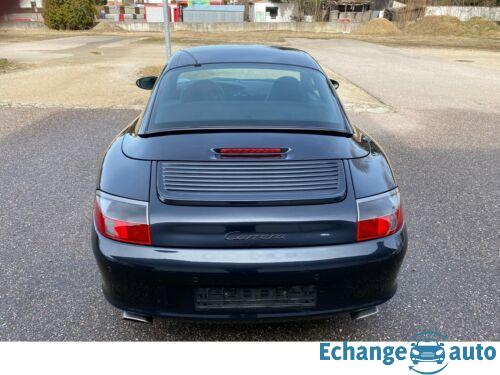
[356, 189, 403, 242]
[93, 191, 151, 245]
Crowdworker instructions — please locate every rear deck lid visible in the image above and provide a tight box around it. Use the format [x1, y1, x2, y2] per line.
[121, 131, 369, 161]
[157, 159, 346, 205]
[143, 132, 362, 247]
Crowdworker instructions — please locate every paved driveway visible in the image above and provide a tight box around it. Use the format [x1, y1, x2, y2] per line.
[0, 35, 144, 61]
[0, 39, 498, 340]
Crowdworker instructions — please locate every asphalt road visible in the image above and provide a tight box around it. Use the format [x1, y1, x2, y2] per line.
[0, 39, 499, 341]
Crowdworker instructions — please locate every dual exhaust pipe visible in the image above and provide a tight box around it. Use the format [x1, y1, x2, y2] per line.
[121, 306, 378, 324]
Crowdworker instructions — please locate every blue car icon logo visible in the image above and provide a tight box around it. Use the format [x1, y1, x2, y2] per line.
[410, 340, 445, 365]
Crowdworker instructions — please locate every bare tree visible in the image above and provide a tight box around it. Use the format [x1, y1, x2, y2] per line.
[289, 0, 326, 21]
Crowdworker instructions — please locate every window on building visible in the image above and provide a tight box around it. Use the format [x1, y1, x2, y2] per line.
[265, 7, 278, 20]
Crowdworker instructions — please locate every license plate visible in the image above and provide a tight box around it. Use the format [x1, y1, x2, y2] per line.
[195, 285, 317, 310]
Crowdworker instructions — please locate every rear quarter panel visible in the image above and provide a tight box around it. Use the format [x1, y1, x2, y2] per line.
[349, 131, 397, 199]
[97, 124, 151, 201]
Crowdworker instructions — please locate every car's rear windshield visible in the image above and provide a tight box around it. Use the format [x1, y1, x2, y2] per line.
[146, 63, 349, 133]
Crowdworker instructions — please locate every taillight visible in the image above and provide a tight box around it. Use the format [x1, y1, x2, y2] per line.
[219, 148, 282, 154]
[93, 191, 151, 245]
[216, 148, 284, 157]
[356, 189, 403, 242]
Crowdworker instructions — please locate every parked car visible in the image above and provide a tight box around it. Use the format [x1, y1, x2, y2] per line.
[92, 45, 407, 323]
[410, 340, 445, 364]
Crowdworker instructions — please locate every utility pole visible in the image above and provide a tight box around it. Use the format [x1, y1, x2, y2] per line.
[115, 0, 120, 22]
[163, 0, 172, 59]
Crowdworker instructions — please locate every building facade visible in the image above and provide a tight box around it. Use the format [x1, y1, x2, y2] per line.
[249, 2, 295, 22]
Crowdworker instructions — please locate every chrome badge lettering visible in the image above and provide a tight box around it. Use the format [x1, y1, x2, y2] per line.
[224, 231, 286, 241]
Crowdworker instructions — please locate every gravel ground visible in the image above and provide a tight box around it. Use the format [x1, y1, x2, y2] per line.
[0, 38, 498, 341]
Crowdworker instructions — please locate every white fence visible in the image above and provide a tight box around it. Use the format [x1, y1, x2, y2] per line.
[425, 6, 500, 21]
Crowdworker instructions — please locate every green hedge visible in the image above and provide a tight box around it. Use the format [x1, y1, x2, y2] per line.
[43, 0, 96, 30]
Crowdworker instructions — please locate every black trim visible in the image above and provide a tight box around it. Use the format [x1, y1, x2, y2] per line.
[141, 127, 353, 138]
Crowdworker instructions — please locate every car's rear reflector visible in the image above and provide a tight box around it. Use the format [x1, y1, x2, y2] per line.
[93, 191, 151, 245]
[356, 189, 403, 242]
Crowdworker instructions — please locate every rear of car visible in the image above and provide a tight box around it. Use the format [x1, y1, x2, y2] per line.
[92, 46, 407, 321]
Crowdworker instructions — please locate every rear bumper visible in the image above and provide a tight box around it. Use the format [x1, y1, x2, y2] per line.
[92, 226, 408, 321]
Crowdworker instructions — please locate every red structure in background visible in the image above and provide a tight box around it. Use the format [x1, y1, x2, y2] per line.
[0, 0, 18, 18]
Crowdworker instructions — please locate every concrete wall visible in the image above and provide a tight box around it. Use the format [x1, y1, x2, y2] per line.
[0, 20, 362, 34]
[3, 12, 43, 22]
[425, 6, 500, 21]
[0, 21, 47, 30]
[112, 21, 361, 33]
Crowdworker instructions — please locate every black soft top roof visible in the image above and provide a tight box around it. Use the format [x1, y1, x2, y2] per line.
[166, 45, 322, 71]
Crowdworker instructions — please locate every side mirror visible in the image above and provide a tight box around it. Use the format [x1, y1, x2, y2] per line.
[411, 343, 416, 346]
[330, 79, 340, 90]
[136, 76, 157, 90]
[439, 343, 444, 346]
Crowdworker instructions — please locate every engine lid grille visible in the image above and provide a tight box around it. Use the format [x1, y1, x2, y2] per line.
[157, 160, 346, 205]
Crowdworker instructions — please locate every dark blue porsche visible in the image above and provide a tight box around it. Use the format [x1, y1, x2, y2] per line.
[92, 45, 407, 323]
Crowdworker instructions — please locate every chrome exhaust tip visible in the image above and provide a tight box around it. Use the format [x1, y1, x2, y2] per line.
[122, 311, 153, 324]
[350, 306, 379, 321]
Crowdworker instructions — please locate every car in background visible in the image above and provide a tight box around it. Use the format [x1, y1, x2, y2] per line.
[92, 45, 407, 323]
